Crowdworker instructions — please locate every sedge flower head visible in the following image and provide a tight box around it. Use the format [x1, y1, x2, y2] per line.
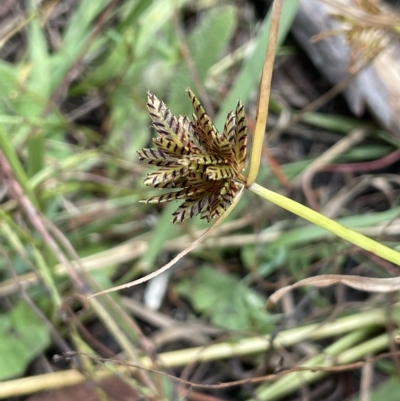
[137, 89, 248, 223]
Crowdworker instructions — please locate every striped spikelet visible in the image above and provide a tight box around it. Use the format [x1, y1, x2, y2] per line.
[138, 89, 248, 223]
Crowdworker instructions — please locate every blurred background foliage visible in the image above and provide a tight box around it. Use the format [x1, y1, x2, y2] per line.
[0, 0, 400, 400]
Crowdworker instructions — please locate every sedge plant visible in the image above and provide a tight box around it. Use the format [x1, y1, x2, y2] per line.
[90, 0, 400, 299]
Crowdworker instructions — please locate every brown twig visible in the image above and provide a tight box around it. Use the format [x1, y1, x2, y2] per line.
[300, 127, 367, 210]
[71, 348, 400, 390]
[323, 148, 400, 173]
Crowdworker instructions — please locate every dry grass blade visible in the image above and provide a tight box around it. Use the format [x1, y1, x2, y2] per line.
[268, 274, 400, 307]
[322, 0, 400, 30]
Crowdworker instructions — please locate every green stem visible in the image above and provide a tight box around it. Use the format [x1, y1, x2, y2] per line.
[0, 125, 39, 209]
[27, 134, 44, 178]
[252, 330, 391, 401]
[249, 182, 400, 266]
[252, 329, 368, 401]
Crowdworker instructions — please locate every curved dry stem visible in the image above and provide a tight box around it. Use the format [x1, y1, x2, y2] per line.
[268, 274, 400, 307]
[88, 186, 244, 298]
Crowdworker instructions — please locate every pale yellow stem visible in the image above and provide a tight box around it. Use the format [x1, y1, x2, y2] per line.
[246, 0, 283, 186]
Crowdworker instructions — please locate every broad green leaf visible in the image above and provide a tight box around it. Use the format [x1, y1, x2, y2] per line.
[0, 302, 50, 380]
[241, 244, 286, 278]
[0, 61, 19, 103]
[176, 266, 273, 333]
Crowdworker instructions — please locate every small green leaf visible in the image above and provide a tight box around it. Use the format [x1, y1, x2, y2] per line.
[176, 266, 273, 333]
[242, 244, 286, 278]
[0, 302, 50, 380]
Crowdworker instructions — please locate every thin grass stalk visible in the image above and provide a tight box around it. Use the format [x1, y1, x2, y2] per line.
[251, 329, 367, 401]
[42, 215, 158, 390]
[0, 219, 62, 307]
[0, 126, 39, 209]
[0, 3, 46, 50]
[246, 0, 283, 186]
[88, 187, 245, 297]
[26, 0, 50, 179]
[251, 330, 392, 401]
[2, 146, 152, 386]
[249, 182, 400, 266]
[0, 306, 395, 398]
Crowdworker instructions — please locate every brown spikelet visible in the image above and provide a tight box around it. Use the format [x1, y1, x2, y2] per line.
[234, 101, 248, 169]
[138, 89, 249, 223]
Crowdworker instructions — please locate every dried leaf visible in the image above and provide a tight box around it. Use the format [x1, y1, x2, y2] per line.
[268, 274, 400, 308]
